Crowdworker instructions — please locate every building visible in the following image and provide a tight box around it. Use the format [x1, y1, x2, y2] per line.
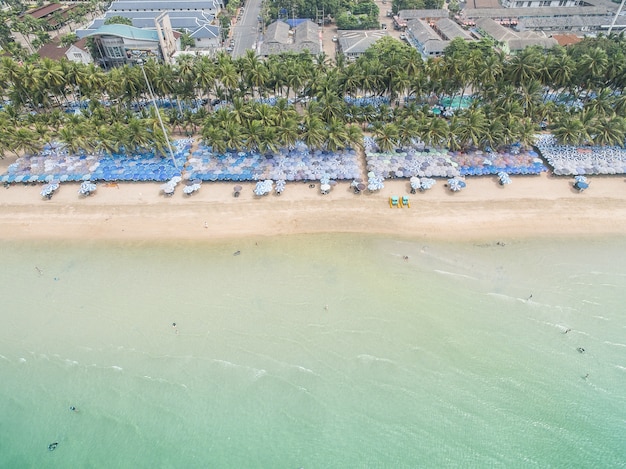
[474, 17, 558, 52]
[459, 0, 624, 34]
[335, 30, 388, 61]
[76, 0, 223, 58]
[259, 20, 321, 57]
[84, 23, 179, 66]
[406, 19, 449, 57]
[37, 38, 93, 64]
[432, 18, 474, 41]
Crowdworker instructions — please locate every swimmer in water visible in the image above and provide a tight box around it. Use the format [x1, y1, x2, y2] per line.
[48, 442, 58, 451]
[69, 406, 78, 412]
[577, 347, 585, 353]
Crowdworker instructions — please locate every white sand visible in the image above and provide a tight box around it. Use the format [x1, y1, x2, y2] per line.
[1, 163, 625, 241]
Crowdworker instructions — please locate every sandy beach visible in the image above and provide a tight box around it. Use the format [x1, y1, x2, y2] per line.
[2, 153, 626, 242]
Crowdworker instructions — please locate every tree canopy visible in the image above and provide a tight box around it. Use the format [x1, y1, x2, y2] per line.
[0, 34, 625, 159]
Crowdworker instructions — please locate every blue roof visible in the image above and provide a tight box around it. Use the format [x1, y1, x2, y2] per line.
[284, 18, 309, 28]
[84, 24, 160, 42]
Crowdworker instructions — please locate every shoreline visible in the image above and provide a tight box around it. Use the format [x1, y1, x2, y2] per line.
[2, 173, 626, 242]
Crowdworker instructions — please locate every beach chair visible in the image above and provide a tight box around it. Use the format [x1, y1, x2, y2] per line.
[401, 196, 410, 208]
[389, 196, 399, 208]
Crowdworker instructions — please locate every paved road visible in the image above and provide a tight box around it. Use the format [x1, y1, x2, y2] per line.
[231, 0, 263, 58]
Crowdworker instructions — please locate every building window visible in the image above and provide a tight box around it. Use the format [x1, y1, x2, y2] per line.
[73, 53, 82, 59]
[104, 46, 124, 58]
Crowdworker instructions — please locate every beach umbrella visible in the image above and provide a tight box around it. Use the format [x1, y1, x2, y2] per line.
[275, 179, 286, 194]
[574, 181, 589, 191]
[420, 178, 435, 190]
[78, 181, 96, 196]
[320, 183, 331, 194]
[41, 183, 59, 198]
[160, 183, 175, 195]
[254, 181, 268, 196]
[574, 175, 588, 184]
[498, 172, 512, 185]
[447, 178, 463, 191]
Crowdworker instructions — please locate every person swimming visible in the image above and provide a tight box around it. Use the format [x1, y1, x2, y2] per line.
[69, 406, 78, 412]
[48, 442, 58, 451]
[577, 347, 585, 353]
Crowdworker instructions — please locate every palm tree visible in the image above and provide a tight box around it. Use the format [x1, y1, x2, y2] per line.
[301, 112, 326, 150]
[325, 117, 349, 152]
[373, 123, 399, 153]
[397, 117, 419, 149]
[593, 116, 626, 147]
[506, 47, 542, 87]
[550, 112, 586, 146]
[9, 127, 41, 156]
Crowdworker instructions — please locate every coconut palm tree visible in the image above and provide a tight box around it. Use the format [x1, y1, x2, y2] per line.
[301, 112, 326, 150]
[373, 123, 399, 153]
[550, 112, 586, 146]
[593, 116, 626, 147]
[325, 117, 349, 152]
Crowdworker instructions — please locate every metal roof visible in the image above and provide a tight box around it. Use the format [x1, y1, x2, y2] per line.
[260, 20, 321, 56]
[78, 10, 217, 37]
[462, 5, 613, 18]
[83, 24, 160, 41]
[399, 9, 448, 20]
[264, 21, 290, 44]
[109, 0, 219, 11]
[408, 19, 443, 42]
[520, 14, 626, 28]
[189, 24, 219, 39]
[434, 18, 473, 40]
[337, 30, 388, 55]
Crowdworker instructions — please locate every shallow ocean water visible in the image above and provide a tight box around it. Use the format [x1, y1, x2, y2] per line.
[1, 235, 625, 467]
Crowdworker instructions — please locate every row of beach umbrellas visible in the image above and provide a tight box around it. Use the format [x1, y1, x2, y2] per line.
[535, 134, 626, 176]
[410, 176, 436, 191]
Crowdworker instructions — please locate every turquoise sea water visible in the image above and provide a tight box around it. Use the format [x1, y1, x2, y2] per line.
[1, 235, 625, 468]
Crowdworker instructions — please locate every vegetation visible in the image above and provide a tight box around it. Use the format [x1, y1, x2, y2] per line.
[0, 35, 625, 160]
[391, 0, 444, 14]
[336, 1, 380, 29]
[104, 16, 133, 26]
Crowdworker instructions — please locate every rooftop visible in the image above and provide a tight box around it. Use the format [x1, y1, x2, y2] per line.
[84, 24, 161, 42]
